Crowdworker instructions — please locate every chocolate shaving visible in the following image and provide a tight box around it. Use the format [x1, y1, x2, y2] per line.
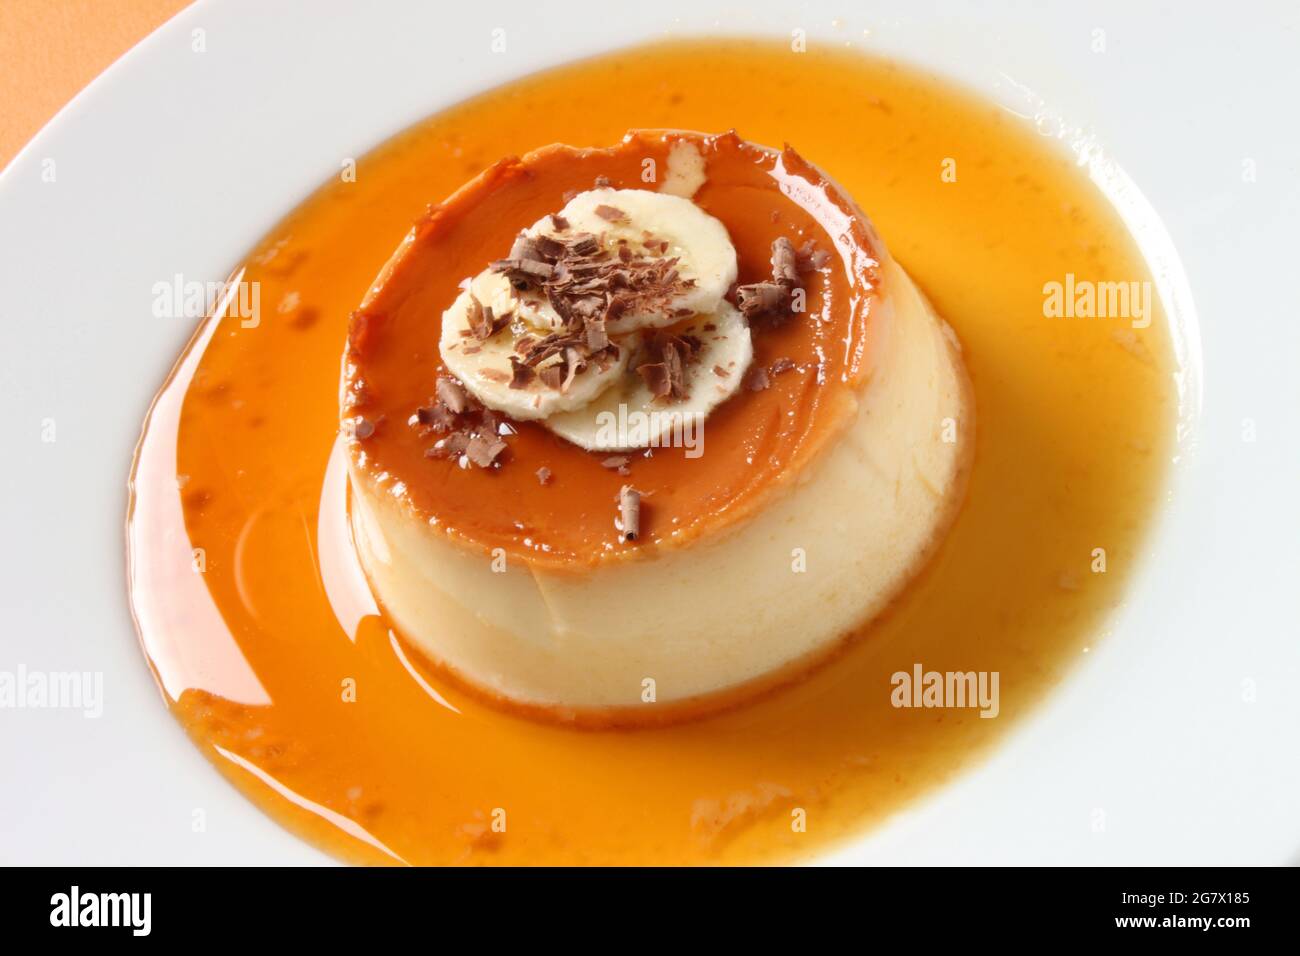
[416, 403, 456, 432]
[436, 376, 469, 414]
[634, 332, 698, 403]
[509, 357, 536, 389]
[426, 431, 470, 460]
[490, 256, 554, 289]
[585, 316, 609, 351]
[353, 416, 375, 439]
[771, 236, 799, 285]
[537, 361, 566, 391]
[744, 365, 771, 392]
[536, 466, 552, 486]
[595, 204, 627, 222]
[489, 233, 562, 290]
[736, 281, 790, 320]
[770, 356, 796, 375]
[532, 234, 567, 260]
[601, 455, 631, 476]
[560, 347, 583, 392]
[567, 234, 600, 257]
[734, 235, 822, 321]
[415, 376, 510, 469]
[618, 484, 640, 542]
[465, 433, 507, 468]
[594, 175, 611, 188]
[550, 214, 569, 231]
[637, 361, 672, 400]
[465, 296, 510, 340]
[509, 233, 540, 261]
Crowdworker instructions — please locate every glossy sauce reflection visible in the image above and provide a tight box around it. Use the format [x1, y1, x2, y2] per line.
[127, 40, 1176, 865]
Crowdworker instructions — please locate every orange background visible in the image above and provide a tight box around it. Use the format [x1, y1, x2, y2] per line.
[0, 0, 191, 170]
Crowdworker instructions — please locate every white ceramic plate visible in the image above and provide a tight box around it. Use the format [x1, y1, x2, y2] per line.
[1, 0, 1296, 865]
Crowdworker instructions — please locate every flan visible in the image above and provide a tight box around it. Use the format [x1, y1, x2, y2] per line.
[340, 129, 973, 722]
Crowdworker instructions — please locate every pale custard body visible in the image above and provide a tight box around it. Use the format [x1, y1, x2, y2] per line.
[348, 255, 972, 713]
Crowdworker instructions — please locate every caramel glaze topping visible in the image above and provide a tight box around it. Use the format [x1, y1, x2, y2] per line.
[342, 130, 882, 568]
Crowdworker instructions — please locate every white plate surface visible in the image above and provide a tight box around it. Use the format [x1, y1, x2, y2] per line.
[1, 0, 1296, 865]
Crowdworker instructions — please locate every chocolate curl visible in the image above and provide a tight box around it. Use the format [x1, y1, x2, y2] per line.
[618, 485, 641, 542]
[771, 236, 799, 285]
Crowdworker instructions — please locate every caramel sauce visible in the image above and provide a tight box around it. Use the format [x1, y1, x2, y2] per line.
[128, 40, 1176, 865]
[344, 131, 879, 565]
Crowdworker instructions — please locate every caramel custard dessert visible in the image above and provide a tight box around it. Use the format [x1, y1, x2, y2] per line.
[128, 40, 1176, 865]
[342, 130, 972, 718]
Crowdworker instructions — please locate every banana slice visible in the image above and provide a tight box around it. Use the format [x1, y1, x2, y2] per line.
[544, 301, 753, 451]
[549, 188, 738, 334]
[439, 288, 629, 420]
